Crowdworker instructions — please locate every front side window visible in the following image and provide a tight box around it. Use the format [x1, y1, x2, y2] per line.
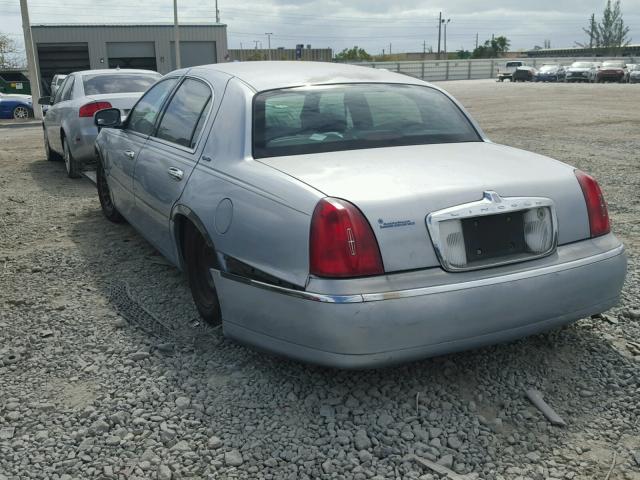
[155, 78, 212, 148]
[127, 78, 178, 136]
[82, 73, 160, 96]
[253, 84, 481, 159]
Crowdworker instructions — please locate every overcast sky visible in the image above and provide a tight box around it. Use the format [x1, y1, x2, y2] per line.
[1, 0, 638, 57]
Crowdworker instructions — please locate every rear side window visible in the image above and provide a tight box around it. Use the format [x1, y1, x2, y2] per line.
[253, 84, 480, 158]
[82, 73, 160, 95]
[55, 76, 74, 103]
[155, 79, 212, 148]
[127, 78, 178, 136]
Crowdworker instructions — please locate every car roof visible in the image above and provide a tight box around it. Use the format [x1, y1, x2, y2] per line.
[189, 61, 429, 92]
[72, 69, 161, 77]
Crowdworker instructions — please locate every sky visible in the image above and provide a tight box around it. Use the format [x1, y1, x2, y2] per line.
[1, 0, 639, 60]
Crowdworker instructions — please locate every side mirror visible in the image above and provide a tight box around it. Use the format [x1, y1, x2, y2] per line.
[94, 108, 122, 129]
[38, 96, 52, 105]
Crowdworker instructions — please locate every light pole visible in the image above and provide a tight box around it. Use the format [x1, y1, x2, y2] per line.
[265, 32, 273, 60]
[437, 12, 442, 60]
[444, 18, 451, 59]
[173, 0, 181, 69]
[19, 0, 41, 118]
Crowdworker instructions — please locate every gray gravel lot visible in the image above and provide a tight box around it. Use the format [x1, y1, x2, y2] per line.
[1, 79, 638, 480]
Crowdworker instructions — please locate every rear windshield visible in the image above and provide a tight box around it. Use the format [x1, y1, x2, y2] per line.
[82, 73, 160, 95]
[602, 61, 625, 68]
[571, 62, 592, 68]
[0, 72, 28, 82]
[506, 62, 523, 68]
[253, 84, 481, 159]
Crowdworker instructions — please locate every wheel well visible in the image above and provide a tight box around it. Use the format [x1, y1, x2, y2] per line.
[60, 128, 66, 145]
[174, 214, 217, 270]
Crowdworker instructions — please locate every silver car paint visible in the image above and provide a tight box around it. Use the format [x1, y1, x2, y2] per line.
[94, 62, 626, 368]
[44, 69, 161, 164]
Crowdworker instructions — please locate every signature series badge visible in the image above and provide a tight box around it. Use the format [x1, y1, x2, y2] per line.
[377, 218, 416, 229]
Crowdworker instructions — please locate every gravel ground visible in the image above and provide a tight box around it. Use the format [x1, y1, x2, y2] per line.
[1, 79, 638, 480]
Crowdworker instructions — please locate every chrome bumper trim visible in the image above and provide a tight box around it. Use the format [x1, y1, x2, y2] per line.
[215, 244, 624, 304]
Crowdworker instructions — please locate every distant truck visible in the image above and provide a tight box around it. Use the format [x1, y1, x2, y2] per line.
[497, 61, 525, 82]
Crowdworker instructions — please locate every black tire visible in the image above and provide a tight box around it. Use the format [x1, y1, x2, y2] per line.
[62, 137, 81, 179]
[43, 129, 62, 162]
[184, 226, 222, 325]
[96, 160, 124, 223]
[12, 105, 31, 120]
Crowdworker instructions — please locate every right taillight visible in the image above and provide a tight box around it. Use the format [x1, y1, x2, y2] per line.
[309, 197, 384, 278]
[575, 170, 610, 237]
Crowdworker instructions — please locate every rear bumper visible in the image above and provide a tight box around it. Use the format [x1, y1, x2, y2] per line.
[214, 234, 626, 368]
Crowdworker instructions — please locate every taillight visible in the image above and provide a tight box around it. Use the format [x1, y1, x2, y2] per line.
[79, 101, 112, 118]
[309, 197, 384, 278]
[575, 170, 610, 237]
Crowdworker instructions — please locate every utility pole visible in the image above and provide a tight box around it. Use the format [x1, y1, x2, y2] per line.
[173, 0, 181, 69]
[215, 0, 220, 23]
[444, 18, 451, 59]
[437, 12, 442, 60]
[389, 43, 392, 56]
[475, 33, 479, 49]
[265, 33, 273, 60]
[19, 0, 41, 119]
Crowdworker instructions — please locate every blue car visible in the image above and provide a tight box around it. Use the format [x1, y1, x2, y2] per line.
[0, 93, 33, 119]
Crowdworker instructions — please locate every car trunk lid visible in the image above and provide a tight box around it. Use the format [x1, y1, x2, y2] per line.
[259, 142, 590, 273]
[84, 92, 144, 116]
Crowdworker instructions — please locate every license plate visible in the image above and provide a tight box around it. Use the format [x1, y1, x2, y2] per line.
[461, 211, 526, 265]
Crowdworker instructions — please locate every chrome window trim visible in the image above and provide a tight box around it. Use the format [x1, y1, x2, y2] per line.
[213, 244, 623, 304]
[426, 191, 559, 272]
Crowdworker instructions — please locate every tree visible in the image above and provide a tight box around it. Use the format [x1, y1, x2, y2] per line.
[579, 1, 631, 52]
[334, 46, 372, 62]
[471, 36, 511, 58]
[0, 32, 23, 69]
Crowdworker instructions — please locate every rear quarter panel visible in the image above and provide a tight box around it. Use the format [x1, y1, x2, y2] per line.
[178, 78, 322, 287]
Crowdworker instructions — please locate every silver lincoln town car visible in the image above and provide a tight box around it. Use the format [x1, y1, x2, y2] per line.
[93, 62, 626, 368]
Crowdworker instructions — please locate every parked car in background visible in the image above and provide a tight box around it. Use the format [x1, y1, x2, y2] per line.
[535, 64, 566, 82]
[497, 61, 525, 82]
[50, 74, 67, 97]
[92, 61, 626, 368]
[586, 62, 603, 83]
[0, 93, 33, 119]
[39, 69, 161, 178]
[513, 66, 537, 82]
[594, 61, 628, 83]
[628, 64, 640, 83]
[565, 61, 595, 82]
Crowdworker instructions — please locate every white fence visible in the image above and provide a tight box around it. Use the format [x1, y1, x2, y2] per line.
[349, 56, 639, 82]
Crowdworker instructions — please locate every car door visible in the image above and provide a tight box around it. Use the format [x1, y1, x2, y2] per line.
[132, 77, 213, 260]
[45, 75, 74, 152]
[103, 77, 179, 220]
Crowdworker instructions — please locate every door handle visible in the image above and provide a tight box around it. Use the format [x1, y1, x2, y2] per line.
[124, 150, 135, 159]
[167, 167, 184, 181]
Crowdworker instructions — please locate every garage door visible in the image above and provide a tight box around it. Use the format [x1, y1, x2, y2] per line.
[36, 43, 90, 95]
[170, 41, 217, 69]
[107, 42, 157, 71]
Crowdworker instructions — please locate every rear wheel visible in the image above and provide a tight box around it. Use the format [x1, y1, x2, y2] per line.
[12, 105, 31, 119]
[63, 137, 81, 179]
[96, 160, 124, 223]
[184, 225, 222, 325]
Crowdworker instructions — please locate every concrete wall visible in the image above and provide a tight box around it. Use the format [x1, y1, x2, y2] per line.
[31, 24, 228, 75]
[348, 56, 640, 82]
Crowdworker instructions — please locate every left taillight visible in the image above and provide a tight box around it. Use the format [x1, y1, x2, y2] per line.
[79, 101, 112, 118]
[575, 169, 610, 238]
[309, 197, 384, 278]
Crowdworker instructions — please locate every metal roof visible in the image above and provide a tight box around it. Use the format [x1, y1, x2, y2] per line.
[32, 23, 226, 28]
